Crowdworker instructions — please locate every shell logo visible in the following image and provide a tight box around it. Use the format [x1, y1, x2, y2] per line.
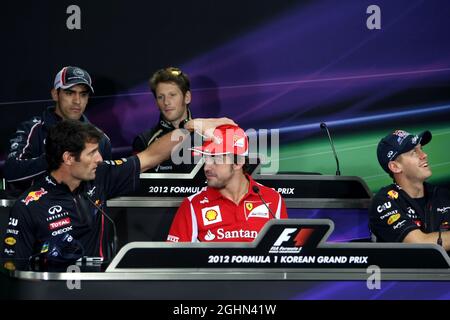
[387, 214, 401, 225]
[205, 210, 218, 221]
[201, 205, 222, 226]
[3, 262, 15, 271]
[4, 237, 16, 246]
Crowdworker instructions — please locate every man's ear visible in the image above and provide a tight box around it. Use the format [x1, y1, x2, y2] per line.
[62, 151, 74, 166]
[184, 91, 191, 105]
[388, 160, 402, 174]
[233, 162, 244, 172]
[51, 88, 59, 102]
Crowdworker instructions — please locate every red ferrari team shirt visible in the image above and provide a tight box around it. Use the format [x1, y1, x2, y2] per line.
[167, 175, 288, 242]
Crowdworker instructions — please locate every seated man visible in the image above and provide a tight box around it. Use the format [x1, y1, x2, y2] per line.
[167, 125, 288, 242]
[369, 129, 450, 251]
[1, 117, 234, 267]
[132, 67, 194, 173]
[4, 66, 112, 195]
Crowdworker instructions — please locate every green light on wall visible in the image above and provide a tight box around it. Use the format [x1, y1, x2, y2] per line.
[263, 124, 450, 193]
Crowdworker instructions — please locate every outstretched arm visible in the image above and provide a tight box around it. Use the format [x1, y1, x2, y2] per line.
[137, 118, 236, 172]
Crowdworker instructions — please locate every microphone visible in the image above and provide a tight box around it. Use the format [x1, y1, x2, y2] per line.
[85, 195, 118, 258]
[320, 122, 341, 175]
[437, 213, 445, 247]
[252, 185, 276, 219]
[437, 230, 443, 247]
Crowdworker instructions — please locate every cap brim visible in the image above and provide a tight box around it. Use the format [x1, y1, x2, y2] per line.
[59, 82, 94, 93]
[189, 146, 248, 157]
[396, 130, 432, 157]
[189, 147, 232, 156]
[418, 130, 432, 146]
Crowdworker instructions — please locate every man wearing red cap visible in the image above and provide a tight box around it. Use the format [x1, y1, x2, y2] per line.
[167, 125, 288, 242]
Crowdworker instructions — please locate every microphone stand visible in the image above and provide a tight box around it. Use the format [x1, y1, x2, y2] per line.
[320, 122, 341, 176]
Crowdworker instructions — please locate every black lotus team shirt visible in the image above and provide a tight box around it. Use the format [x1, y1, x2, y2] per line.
[132, 109, 196, 173]
[2, 156, 141, 266]
[369, 183, 450, 243]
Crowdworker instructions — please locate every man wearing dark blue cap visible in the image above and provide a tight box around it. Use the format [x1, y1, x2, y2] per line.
[369, 130, 450, 251]
[4, 66, 112, 195]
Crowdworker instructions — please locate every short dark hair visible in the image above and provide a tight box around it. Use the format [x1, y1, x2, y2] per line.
[232, 155, 258, 174]
[46, 120, 102, 171]
[149, 67, 190, 96]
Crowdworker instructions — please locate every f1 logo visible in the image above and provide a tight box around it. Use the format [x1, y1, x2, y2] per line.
[273, 228, 297, 246]
[273, 227, 314, 247]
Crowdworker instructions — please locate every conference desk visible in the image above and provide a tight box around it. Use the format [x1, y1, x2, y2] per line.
[10, 173, 441, 300]
[105, 173, 373, 246]
[0, 173, 372, 249]
[1, 219, 449, 300]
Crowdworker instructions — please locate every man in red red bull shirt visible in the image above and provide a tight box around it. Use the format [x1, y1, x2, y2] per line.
[167, 125, 288, 243]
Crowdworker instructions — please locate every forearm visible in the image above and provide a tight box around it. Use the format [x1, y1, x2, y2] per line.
[137, 129, 188, 172]
[4, 154, 48, 182]
[428, 231, 450, 251]
[403, 229, 450, 251]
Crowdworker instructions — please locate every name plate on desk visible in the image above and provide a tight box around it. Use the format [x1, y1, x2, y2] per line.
[136, 160, 208, 197]
[107, 219, 450, 271]
[135, 162, 372, 200]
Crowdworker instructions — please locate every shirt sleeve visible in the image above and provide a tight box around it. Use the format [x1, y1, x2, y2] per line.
[99, 134, 112, 160]
[279, 195, 288, 219]
[167, 198, 195, 242]
[1, 201, 36, 266]
[132, 135, 146, 154]
[95, 156, 141, 199]
[4, 119, 48, 182]
[369, 194, 419, 242]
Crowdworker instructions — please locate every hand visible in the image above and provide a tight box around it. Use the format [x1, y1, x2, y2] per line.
[184, 118, 237, 141]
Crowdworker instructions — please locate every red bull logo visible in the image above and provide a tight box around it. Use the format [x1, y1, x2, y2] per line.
[387, 190, 399, 200]
[21, 188, 48, 206]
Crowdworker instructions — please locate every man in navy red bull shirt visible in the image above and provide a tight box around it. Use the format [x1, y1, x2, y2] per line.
[4, 66, 112, 196]
[167, 125, 288, 243]
[369, 129, 450, 251]
[2, 117, 234, 268]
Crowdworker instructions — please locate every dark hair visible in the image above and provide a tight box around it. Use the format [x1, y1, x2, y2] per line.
[46, 120, 102, 171]
[232, 155, 258, 174]
[149, 67, 190, 96]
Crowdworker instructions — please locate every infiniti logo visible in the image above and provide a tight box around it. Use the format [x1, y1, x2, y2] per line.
[48, 205, 63, 215]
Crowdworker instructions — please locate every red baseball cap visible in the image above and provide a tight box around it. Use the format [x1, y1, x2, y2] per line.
[191, 124, 248, 156]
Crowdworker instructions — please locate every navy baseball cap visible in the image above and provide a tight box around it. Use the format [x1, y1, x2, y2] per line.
[377, 130, 432, 173]
[54, 66, 94, 93]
